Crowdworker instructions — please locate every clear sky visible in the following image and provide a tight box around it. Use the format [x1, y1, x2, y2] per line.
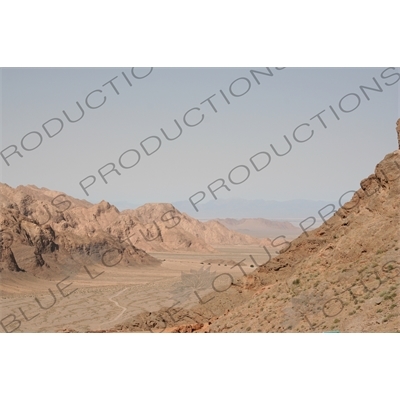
[1, 67, 399, 211]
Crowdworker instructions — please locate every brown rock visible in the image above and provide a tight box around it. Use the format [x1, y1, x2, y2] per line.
[0, 184, 159, 277]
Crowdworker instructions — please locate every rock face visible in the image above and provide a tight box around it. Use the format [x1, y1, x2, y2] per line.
[204, 149, 400, 332]
[0, 233, 23, 272]
[0, 184, 159, 277]
[256, 150, 400, 274]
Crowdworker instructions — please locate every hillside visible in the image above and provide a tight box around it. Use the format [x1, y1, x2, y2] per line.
[0, 184, 159, 280]
[209, 149, 400, 332]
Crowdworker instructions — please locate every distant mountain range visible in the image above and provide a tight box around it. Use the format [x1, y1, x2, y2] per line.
[215, 218, 301, 239]
[172, 198, 330, 223]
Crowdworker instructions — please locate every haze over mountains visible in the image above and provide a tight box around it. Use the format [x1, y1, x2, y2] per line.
[216, 218, 301, 239]
[172, 198, 330, 222]
[112, 198, 330, 223]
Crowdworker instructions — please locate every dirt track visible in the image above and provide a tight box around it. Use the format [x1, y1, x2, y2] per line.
[0, 245, 269, 332]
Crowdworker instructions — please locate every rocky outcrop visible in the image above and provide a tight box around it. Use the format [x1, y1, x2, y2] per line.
[0, 185, 159, 276]
[0, 233, 24, 272]
[203, 148, 400, 332]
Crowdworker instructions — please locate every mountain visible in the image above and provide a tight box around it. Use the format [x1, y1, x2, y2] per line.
[0, 184, 272, 280]
[114, 203, 271, 252]
[0, 184, 159, 279]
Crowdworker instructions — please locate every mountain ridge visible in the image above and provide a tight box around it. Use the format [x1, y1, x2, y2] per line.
[0, 185, 272, 281]
[173, 198, 333, 220]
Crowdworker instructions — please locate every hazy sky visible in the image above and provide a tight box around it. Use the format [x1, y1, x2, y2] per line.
[1, 67, 399, 212]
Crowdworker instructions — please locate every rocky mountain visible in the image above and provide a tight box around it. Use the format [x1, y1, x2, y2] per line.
[103, 203, 271, 252]
[0, 184, 271, 279]
[0, 184, 159, 278]
[207, 149, 400, 332]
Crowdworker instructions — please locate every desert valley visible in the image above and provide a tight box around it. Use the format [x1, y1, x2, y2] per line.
[1, 122, 400, 333]
[0, 182, 294, 332]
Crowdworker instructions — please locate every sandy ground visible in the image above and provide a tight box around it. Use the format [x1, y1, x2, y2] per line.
[0, 245, 272, 332]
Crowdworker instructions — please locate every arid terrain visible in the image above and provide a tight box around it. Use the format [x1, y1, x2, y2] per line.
[0, 183, 276, 332]
[0, 245, 271, 332]
[1, 125, 399, 333]
[89, 147, 400, 333]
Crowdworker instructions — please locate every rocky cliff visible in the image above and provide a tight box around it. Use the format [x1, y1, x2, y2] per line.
[206, 149, 400, 332]
[0, 184, 159, 277]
